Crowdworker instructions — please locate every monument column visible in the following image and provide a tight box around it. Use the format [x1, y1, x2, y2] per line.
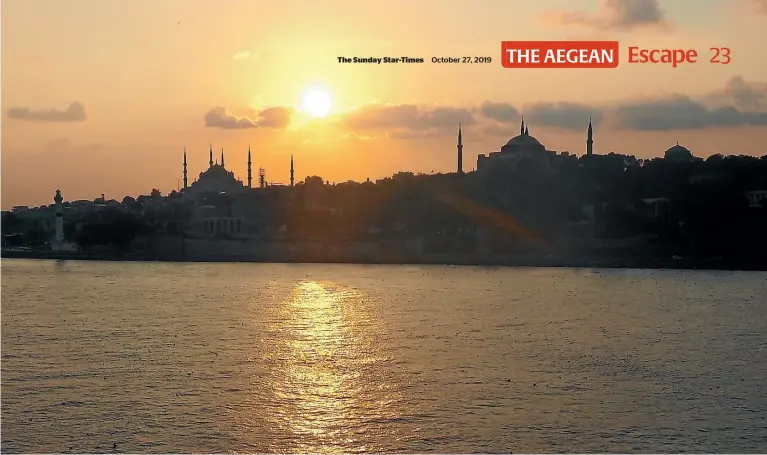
[183, 148, 188, 189]
[457, 124, 463, 174]
[290, 155, 295, 187]
[54, 189, 65, 243]
[247, 146, 252, 188]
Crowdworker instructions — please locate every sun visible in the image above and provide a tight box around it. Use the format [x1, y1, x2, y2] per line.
[301, 88, 333, 118]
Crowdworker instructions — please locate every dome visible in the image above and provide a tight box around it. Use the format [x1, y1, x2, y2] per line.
[500, 133, 546, 154]
[204, 164, 227, 174]
[664, 143, 692, 161]
[505, 134, 542, 148]
[498, 119, 547, 154]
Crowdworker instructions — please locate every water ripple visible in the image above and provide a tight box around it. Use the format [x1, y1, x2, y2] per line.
[2, 260, 767, 453]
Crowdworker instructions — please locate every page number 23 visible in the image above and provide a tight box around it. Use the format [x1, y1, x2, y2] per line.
[710, 47, 731, 64]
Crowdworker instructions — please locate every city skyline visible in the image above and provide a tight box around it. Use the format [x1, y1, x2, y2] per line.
[3, 0, 767, 208]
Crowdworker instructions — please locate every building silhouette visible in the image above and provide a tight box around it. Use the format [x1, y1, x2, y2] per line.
[474, 118, 595, 174]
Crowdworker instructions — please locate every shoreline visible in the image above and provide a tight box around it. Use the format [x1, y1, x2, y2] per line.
[3, 249, 766, 271]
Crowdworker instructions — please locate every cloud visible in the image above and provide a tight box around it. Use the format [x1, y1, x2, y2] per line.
[205, 107, 257, 129]
[614, 76, 767, 130]
[7, 102, 86, 122]
[540, 0, 671, 31]
[339, 103, 474, 137]
[483, 124, 518, 137]
[707, 76, 767, 111]
[479, 102, 520, 123]
[340, 132, 377, 141]
[478, 101, 601, 130]
[752, 0, 767, 13]
[476, 76, 767, 132]
[232, 49, 259, 61]
[614, 95, 767, 131]
[204, 106, 294, 129]
[328, 76, 767, 138]
[524, 102, 604, 130]
[257, 106, 294, 128]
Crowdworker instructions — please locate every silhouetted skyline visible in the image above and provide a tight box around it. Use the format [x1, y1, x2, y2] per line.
[3, 0, 766, 208]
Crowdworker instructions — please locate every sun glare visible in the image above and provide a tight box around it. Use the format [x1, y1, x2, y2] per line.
[301, 88, 333, 118]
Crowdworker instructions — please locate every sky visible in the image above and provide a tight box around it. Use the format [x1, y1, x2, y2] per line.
[2, 0, 767, 208]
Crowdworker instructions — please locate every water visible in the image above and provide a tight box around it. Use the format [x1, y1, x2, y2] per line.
[2, 259, 767, 453]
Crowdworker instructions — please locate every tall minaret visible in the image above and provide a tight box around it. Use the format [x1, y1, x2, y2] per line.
[457, 124, 463, 174]
[520, 117, 525, 135]
[290, 154, 295, 187]
[183, 147, 188, 189]
[221, 148, 225, 168]
[586, 118, 594, 156]
[53, 189, 65, 243]
[209, 145, 213, 168]
[247, 145, 252, 188]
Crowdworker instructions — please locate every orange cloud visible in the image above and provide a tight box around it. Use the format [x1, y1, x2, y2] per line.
[7, 101, 86, 123]
[336, 103, 474, 138]
[340, 132, 378, 141]
[199, 76, 767, 136]
[330, 77, 767, 135]
[539, 0, 673, 32]
[752, 0, 767, 13]
[204, 106, 294, 129]
[232, 49, 259, 61]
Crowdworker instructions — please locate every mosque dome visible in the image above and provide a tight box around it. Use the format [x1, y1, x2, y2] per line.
[500, 119, 546, 153]
[664, 143, 693, 162]
[501, 133, 546, 154]
[204, 164, 229, 176]
[504, 134, 543, 148]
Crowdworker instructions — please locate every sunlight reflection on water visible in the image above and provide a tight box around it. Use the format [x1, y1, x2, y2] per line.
[226, 280, 418, 453]
[2, 260, 767, 453]
[267, 281, 402, 452]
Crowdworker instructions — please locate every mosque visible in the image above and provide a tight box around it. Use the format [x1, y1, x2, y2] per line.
[181, 145, 295, 203]
[178, 146, 297, 238]
[463, 117, 698, 172]
[472, 118, 593, 173]
[664, 142, 701, 163]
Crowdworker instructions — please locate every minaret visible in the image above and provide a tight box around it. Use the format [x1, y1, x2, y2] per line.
[209, 145, 213, 168]
[587, 118, 594, 156]
[53, 189, 65, 243]
[524, 125, 529, 136]
[290, 154, 295, 187]
[247, 145, 252, 188]
[457, 124, 463, 174]
[221, 148, 225, 168]
[183, 148, 188, 189]
[520, 117, 525, 135]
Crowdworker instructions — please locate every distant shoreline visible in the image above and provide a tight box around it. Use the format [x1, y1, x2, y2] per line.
[3, 249, 766, 272]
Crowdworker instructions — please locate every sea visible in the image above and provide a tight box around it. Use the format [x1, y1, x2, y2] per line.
[2, 259, 766, 453]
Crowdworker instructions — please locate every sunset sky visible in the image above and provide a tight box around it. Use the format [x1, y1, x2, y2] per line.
[2, 0, 767, 208]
